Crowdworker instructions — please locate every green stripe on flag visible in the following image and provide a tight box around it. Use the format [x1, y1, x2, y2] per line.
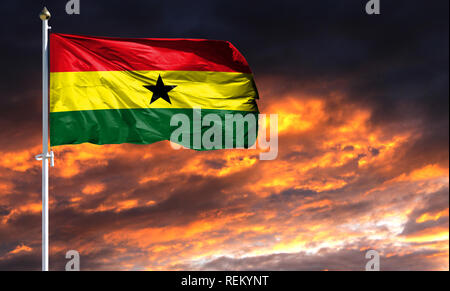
[50, 108, 258, 150]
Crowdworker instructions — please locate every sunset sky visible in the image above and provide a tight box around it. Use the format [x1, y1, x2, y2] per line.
[0, 0, 448, 270]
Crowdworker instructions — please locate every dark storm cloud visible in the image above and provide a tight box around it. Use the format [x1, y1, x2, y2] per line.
[2, 0, 449, 153]
[202, 0, 449, 126]
[401, 187, 449, 236]
[192, 247, 445, 271]
[2, 0, 448, 126]
[41, 150, 260, 246]
[0, 251, 41, 271]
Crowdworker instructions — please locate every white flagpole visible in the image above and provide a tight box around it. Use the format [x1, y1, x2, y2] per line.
[37, 7, 53, 272]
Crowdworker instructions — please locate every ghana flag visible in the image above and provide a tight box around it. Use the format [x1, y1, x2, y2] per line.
[49, 33, 259, 149]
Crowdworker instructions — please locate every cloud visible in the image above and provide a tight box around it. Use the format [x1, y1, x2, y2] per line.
[2, 86, 448, 270]
[191, 246, 448, 271]
[401, 187, 449, 238]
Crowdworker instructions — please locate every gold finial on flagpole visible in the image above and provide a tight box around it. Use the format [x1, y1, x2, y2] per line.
[39, 7, 51, 21]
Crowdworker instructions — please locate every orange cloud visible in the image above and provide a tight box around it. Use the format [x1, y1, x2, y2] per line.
[8, 244, 32, 255]
[395, 164, 449, 183]
[82, 183, 105, 195]
[404, 226, 449, 243]
[0, 89, 448, 271]
[416, 209, 449, 224]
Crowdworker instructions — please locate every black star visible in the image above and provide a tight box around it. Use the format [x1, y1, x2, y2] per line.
[144, 75, 177, 105]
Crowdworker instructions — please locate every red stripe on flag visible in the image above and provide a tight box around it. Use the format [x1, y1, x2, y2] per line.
[50, 33, 252, 74]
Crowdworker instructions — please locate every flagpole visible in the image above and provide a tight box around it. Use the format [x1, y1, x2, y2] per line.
[37, 7, 53, 272]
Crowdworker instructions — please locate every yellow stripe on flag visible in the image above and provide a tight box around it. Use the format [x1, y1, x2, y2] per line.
[50, 70, 258, 113]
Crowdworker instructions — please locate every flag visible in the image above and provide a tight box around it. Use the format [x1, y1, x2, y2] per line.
[49, 33, 259, 149]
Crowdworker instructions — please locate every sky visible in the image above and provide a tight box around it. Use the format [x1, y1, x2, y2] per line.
[0, 0, 448, 270]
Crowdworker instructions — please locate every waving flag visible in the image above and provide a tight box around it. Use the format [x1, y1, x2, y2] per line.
[49, 33, 259, 149]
